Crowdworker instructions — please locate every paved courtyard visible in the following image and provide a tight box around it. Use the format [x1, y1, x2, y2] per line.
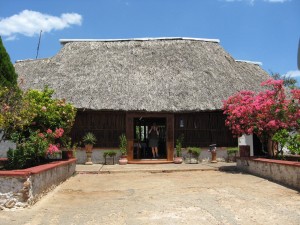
[0, 168, 299, 225]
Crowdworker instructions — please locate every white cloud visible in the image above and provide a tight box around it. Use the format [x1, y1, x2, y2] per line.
[0, 10, 82, 40]
[285, 70, 300, 78]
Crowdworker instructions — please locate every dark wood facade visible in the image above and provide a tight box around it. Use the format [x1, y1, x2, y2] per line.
[71, 110, 237, 160]
[71, 111, 126, 148]
[174, 111, 237, 147]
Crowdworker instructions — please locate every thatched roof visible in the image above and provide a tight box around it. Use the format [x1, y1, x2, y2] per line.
[15, 37, 271, 112]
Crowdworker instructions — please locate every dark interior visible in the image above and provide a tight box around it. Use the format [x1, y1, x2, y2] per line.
[133, 117, 166, 159]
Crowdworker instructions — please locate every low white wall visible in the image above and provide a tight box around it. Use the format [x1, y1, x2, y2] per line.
[0, 159, 76, 210]
[237, 158, 300, 191]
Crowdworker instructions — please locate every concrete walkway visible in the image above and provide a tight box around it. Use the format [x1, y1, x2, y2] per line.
[76, 161, 237, 174]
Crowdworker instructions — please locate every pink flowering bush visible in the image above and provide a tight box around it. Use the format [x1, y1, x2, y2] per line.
[47, 144, 60, 155]
[7, 128, 65, 169]
[223, 79, 300, 156]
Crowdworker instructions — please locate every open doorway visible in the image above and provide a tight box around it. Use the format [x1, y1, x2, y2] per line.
[133, 117, 166, 159]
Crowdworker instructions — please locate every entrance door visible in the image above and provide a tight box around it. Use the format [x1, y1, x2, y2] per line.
[126, 113, 174, 162]
[133, 117, 166, 159]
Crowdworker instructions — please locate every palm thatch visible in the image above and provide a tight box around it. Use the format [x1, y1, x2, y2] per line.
[15, 37, 270, 112]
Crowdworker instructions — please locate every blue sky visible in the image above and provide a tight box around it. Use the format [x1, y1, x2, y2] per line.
[1, 0, 300, 81]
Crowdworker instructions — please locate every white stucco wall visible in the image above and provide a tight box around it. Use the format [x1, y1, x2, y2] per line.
[237, 158, 300, 191]
[0, 160, 76, 210]
[238, 134, 253, 156]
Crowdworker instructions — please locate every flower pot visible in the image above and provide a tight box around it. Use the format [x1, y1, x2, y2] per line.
[85, 144, 93, 152]
[62, 150, 74, 159]
[211, 151, 217, 163]
[85, 144, 93, 165]
[119, 155, 128, 165]
[174, 157, 183, 164]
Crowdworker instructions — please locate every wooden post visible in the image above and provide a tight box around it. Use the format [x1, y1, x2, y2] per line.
[167, 114, 174, 161]
[126, 113, 134, 161]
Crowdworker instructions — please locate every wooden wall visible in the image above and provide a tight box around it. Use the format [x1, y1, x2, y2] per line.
[174, 111, 237, 147]
[71, 111, 126, 147]
[71, 110, 236, 148]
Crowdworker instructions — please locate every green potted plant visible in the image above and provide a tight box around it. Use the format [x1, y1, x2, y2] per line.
[187, 147, 201, 164]
[227, 147, 238, 162]
[61, 136, 78, 159]
[103, 150, 117, 165]
[174, 134, 184, 164]
[118, 133, 128, 165]
[82, 132, 97, 165]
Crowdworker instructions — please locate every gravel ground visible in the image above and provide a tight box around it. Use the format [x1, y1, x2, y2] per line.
[0, 171, 299, 225]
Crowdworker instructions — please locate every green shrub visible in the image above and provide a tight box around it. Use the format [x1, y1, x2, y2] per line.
[227, 147, 239, 156]
[187, 147, 201, 158]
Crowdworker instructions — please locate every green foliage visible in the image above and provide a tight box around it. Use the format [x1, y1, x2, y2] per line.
[272, 129, 290, 156]
[1, 87, 76, 142]
[0, 87, 33, 140]
[24, 88, 76, 134]
[0, 37, 18, 87]
[1, 87, 77, 169]
[103, 150, 117, 157]
[227, 147, 239, 156]
[82, 132, 97, 145]
[175, 134, 184, 157]
[6, 130, 49, 169]
[119, 133, 127, 155]
[187, 147, 201, 158]
[272, 129, 300, 155]
[287, 134, 300, 155]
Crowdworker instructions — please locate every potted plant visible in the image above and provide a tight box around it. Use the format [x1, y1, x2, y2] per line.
[209, 144, 217, 163]
[227, 147, 238, 162]
[82, 132, 97, 165]
[103, 150, 117, 165]
[61, 136, 78, 159]
[118, 133, 128, 165]
[187, 147, 201, 164]
[174, 134, 184, 164]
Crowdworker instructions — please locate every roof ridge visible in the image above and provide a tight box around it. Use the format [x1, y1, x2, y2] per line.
[59, 37, 220, 45]
[235, 60, 262, 66]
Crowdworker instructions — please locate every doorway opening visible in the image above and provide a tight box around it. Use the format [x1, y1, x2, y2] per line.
[133, 117, 166, 160]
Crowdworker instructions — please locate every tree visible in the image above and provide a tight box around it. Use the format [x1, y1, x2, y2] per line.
[0, 36, 18, 87]
[223, 79, 300, 156]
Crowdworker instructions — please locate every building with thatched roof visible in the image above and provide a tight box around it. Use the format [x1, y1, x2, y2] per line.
[15, 37, 271, 163]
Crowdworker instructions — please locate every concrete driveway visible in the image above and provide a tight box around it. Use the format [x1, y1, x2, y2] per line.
[1, 170, 299, 225]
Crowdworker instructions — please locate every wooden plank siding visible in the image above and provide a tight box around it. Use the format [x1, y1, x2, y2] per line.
[174, 111, 237, 147]
[71, 111, 126, 147]
[71, 110, 237, 149]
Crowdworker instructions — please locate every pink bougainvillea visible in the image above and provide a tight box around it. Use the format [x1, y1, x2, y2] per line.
[46, 144, 60, 155]
[54, 128, 64, 138]
[46, 129, 53, 134]
[223, 79, 300, 141]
